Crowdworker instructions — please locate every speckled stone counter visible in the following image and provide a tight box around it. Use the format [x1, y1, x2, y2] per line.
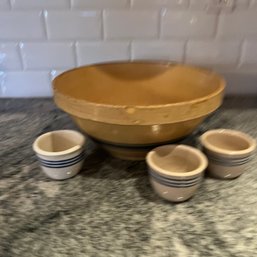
[1, 97, 257, 257]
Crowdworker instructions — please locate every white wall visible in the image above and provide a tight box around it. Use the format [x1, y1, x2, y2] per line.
[0, 0, 257, 97]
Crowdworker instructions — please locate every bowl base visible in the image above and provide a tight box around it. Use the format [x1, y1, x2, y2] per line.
[93, 136, 187, 160]
[102, 145, 147, 160]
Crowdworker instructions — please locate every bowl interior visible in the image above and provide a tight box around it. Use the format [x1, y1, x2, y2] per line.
[148, 145, 204, 175]
[54, 62, 223, 106]
[205, 133, 250, 152]
[36, 130, 84, 153]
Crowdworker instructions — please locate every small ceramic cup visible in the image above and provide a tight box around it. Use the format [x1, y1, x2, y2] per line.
[200, 129, 256, 179]
[146, 144, 208, 202]
[33, 130, 86, 180]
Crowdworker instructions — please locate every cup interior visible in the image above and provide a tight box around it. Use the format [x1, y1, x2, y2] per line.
[147, 145, 207, 177]
[201, 129, 256, 155]
[34, 130, 85, 155]
[205, 133, 250, 151]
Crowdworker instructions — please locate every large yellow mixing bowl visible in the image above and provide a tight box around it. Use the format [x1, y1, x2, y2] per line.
[53, 62, 225, 160]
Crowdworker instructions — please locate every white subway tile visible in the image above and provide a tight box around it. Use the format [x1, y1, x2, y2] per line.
[190, 0, 249, 12]
[0, 0, 10, 9]
[189, 0, 247, 10]
[186, 41, 240, 67]
[104, 10, 158, 39]
[132, 0, 189, 8]
[190, 0, 249, 11]
[221, 72, 257, 95]
[235, 0, 250, 8]
[240, 40, 257, 67]
[132, 41, 184, 61]
[0, 71, 51, 97]
[189, 0, 212, 10]
[45, 11, 102, 40]
[76, 41, 130, 65]
[20, 42, 75, 70]
[218, 10, 257, 39]
[71, 0, 128, 8]
[0, 11, 45, 40]
[0, 43, 22, 70]
[10, 0, 70, 9]
[161, 10, 217, 39]
[250, 0, 257, 6]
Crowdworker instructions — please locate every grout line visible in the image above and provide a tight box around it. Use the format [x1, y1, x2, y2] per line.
[249, 0, 254, 7]
[213, 10, 221, 40]
[48, 70, 52, 83]
[98, 37, 138, 42]
[11, 67, 71, 72]
[0, 39, 78, 43]
[129, 0, 133, 8]
[129, 41, 132, 60]
[8, 0, 12, 9]
[185, 0, 190, 9]
[157, 9, 162, 39]
[188, 0, 193, 8]
[42, 10, 49, 40]
[73, 41, 79, 67]
[183, 40, 188, 63]
[101, 10, 105, 41]
[17, 42, 25, 71]
[236, 39, 245, 69]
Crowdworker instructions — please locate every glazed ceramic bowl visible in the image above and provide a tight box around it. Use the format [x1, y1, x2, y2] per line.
[200, 129, 256, 179]
[53, 62, 225, 160]
[33, 130, 86, 180]
[146, 144, 208, 202]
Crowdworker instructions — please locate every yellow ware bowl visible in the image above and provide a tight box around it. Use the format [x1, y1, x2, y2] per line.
[53, 62, 225, 160]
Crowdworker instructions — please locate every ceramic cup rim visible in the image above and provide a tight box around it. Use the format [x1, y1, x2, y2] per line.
[146, 144, 208, 177]
[200, 129, 256, 157]
[33, 130, 85, 157]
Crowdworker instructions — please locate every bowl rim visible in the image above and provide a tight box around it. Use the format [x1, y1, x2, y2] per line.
[200, 129, 256, 156]
[53, 61, 225, 125]
[146, 144, 208, 177]
[33, 129, 85, 157]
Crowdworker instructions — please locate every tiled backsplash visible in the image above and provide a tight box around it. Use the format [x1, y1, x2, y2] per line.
[0, 0, 257, 97]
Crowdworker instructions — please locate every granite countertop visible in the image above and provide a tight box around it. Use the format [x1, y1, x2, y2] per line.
[0, 97, 257, 257]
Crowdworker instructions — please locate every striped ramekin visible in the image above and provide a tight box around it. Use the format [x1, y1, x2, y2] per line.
[146, 144, 208, 202]
[33, 130, 86, 180]
[200, 129, 256, 179]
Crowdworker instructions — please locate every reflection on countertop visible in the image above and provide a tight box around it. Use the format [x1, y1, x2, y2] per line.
[0, 96, 257, 257]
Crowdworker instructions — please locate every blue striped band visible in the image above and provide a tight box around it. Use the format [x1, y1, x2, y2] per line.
[206, 153, 250, 167]
[38, 151, 84, 168]
[149, 170, 201, 188]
